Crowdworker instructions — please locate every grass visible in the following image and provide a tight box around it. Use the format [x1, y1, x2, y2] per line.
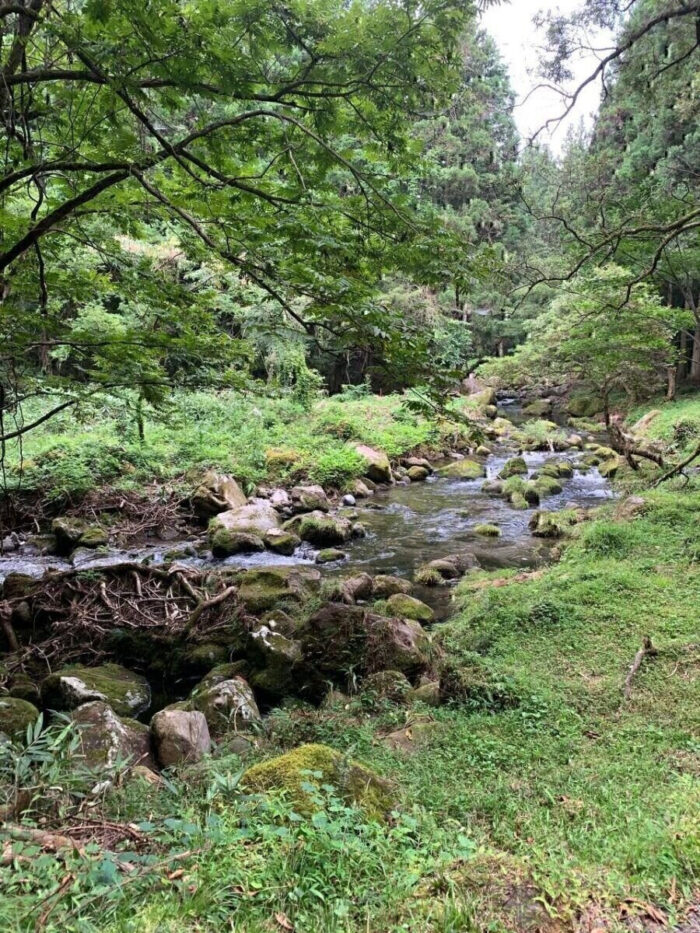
[3, 387, 470, 503]
[2, 481, 698, 931]
[628, 392, 700, 456]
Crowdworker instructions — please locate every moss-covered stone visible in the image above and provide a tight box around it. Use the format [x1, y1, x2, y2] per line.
[248, 623, 302, 696]
[298, 513, 351, 546]
[315, 548, 347, 564]
[363, 670, 411, 702]
[72, 701, 154, 771]
[354, 445, 392, 484]
[474, 523, 501, 537]
[386, 593, 434, 623]
[566, 394, 603, 418]
[498, 457, 527, 479]
[211, 528, 265, 556]
[51, 517, 107, 554]
[41, 664, 151, 718]
[372, 575, 413, 599]
[264, 529, 300, 555]
[522, 399, 552, 417]
[190, 674, 262, 736]
[476, 445, 492, 456]
[0, 697, 39, 738]
[180, 643, 230, 676]
[481, 479, 504, 496]
[1, 572, 37, 601]
[208, 499, 280, 545]
[8, 674, 41, 705]
[407, 465, 430, 482]
[237, 566, 321, 613]
[599, 456, 624, 478]
[410, 680, 440, 707]
[191, 470, 247, 519]
[533, 475, 563, 497]
[241, 743, 395, 818]
[509, 492, 529, 510]
[439, 459, 486, 480]
[529, 509, 579, 538]
[290, 485, 330, 513]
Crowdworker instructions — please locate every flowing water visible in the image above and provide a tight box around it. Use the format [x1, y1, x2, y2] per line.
[0, 419, 614, 623]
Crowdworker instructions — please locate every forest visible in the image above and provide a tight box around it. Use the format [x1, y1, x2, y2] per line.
[0, 1, 698, 930]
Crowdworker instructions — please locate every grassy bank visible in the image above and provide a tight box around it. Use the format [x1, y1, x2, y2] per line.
[2, 477, 698, 930]
[2, 388, 476, 505]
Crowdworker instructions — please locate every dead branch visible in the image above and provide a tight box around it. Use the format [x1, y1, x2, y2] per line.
[653, 441, 700, 487]
[609, 422, 665, 471]
[185, 585, 237, 634]
[623, 636, 657, 700]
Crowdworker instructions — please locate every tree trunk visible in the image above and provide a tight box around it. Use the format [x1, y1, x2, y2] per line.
[677, 328, 688, 382]
[691, 321, 700, 384]
[666, 366, 676, 401]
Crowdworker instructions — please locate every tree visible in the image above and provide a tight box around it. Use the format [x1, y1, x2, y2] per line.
[0, 0, 482, 446]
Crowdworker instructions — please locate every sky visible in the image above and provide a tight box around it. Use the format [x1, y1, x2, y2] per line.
[481, 0, 613, 152]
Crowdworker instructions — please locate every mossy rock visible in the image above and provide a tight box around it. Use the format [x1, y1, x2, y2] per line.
[354, 445, 392, 484]
[72, 701, 154, 771]
[298, 513, 351, 546]
[481, 479, 504, 496]
[439, 659, 519, 711]
[474, 523, 501, 537]
[0, 697, 39, 739]
[407, 465, 430, 482]
[566, 394, 604, 418]
[529, 509, 579, 538]
[386, 593, 434, 623]
[533, 475, 563, 497]
[241, 743, 395, 818]
[290, 484, 330, 513]
[522, 399, 552, 417]
[476, 445, 492, 456]
[498, 457, 527, 479]
[599, 456, 624, 478]
[1, 572, 37, 601]
[190, 674, 261, 736]
[41, 663, 151, 718]
[264, 529, 300, 556]
[8, 674, 41, 705]
[248, 622, 303, 697]
[439, 459, 486, 480]
[509, 492, 529, 511]
[410, 680, 441, 707]
[363, 670, 411, 702]
[372, 576, 412, 599]
[315, 548, 347, 564]
[237, 566, 321, 613]
[414, 565, 444, 586]
[180, 643, 230, 676]
[211, 529, 265, 556]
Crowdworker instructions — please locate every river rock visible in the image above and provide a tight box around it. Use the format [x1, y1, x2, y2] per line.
[499, 457, 528, 479]
[410, 679, 441, 707]
[0, 697, 39, 739]
[315, 548, 347, 564]
[529, 510, 578, 538]
[599, 456, 623, 478]
[407, 465, 430, 482]
[439, 459, 486, 480]
[354, 445, 392, 484]
[532, 475, 563, 497]
[342, 494, 356, 506]
[386, 593, 434, 623]
[481, 479, 504, 496]
[474, 523, 501, 537]
[151, 709, 211, 767]
[522, 398, 552, 417]
[51, 517, 108, 555]
[405, 457, 433, 472]
[264, 528, 300, 555]
[211, 530, 265, 556]
[190, 674, 261, 735]
[372, 575, 412, 598]
[349, 479, 373, 498]
[72, 701, 154, 771]
[41, 663, 151, 718]
[192, 470, 247, 519]
[269, 488, 291, 510]
[296, 511, 351, 546]
[290, 485, 330, 514]
[414, 552, 479, 586]
[237, 566, 320, 613]
[209, 500, 280, 547]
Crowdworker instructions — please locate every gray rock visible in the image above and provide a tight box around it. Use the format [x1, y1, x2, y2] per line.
[209, 499, 281, 544]
[72, 701, 154, 771]
[192, 470, 247, 519]
[191, 675, 262, 735]
[342, 494, 356, 506]
[151, 709, 211, 767]
[41, 664, 151, 718]
[290, 485, 330, 513]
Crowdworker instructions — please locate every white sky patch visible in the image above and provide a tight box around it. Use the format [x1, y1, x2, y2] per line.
[481, 0, 614, 152]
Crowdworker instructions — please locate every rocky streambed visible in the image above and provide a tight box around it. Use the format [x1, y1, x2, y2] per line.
[0, 404, 617, 778]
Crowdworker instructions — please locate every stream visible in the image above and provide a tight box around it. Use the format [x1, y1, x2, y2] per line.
[0, 407, 614, 620]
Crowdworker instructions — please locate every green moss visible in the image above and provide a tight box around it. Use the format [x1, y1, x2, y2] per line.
[41, 663, 151, 717]
[439, 458, 486, 480]
[533, 475, 563, 497]
[599, 456, 624, 478]
[242, 743, 395, 819]
[386, 593, 434, 622]
[474, 523, 501, 537]
[498, 456, 527, 479]
[0, 697, 39, 738]
[298, 514, 350, 545]
[509, 491, 529, 510]
[414, 565, 446, 586]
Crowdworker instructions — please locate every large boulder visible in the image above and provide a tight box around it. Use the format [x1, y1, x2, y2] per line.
[150, 709, 211, 767]
[211, 530, 264, 557]
[296, 512, 351, 546]
[190, 674, 262, 736]
[248, 623, 303, 696]
[354, 445, 392, 484]
[439, 459, 486, 480]
[237, 566, 321, 613]
[41, 664, 151, 718]
[264, 528, 300, 555]
[72, 701, 154, 771]
[522, 398, 552, 417]
[499, 457, 528, 479]
[0, 697, 39, 739]
[242, 743, 394, 818]
[52, 517, 107, 555]
[192, 470, 247, 519]
[290, 485, 330, 514]
[414, 552, 479, 586]
[209, 499, 280, 546]
[302, 604, 430, 681]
